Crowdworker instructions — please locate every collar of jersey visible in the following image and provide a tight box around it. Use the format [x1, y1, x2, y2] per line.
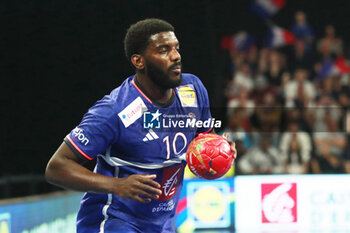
[132, 75, 176, 108]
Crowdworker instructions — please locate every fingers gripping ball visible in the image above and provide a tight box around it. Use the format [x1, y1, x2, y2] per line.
[186, 133, 235, 180]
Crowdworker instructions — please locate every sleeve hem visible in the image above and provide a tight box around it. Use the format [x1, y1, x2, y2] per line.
[64, 136, 94, 161]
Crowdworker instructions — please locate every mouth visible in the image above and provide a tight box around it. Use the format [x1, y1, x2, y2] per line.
[170, 65, 181, 74]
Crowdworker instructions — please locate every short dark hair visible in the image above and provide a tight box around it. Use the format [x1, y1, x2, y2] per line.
[124, 18, 175, 60]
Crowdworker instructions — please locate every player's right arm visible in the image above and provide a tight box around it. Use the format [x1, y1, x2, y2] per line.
[45, 142, 162, 203]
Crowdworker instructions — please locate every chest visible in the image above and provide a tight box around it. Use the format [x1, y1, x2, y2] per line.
[113, 103, 200, 163]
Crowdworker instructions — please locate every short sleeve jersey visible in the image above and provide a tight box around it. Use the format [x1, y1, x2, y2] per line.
[64, 73, 212, 233]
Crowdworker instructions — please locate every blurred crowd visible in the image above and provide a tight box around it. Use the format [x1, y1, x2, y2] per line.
[221, 11, 350, 175]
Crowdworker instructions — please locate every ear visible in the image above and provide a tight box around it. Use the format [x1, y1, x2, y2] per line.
[131, 54, 145, 70]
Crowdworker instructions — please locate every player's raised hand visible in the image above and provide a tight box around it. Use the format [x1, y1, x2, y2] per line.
[222, 133, 237, 159]
[113, 174, 162, 203]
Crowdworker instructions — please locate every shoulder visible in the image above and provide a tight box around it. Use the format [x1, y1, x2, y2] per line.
[87, 76, 139, 117]
[181, 73, 202, 84]
[181, 73, 207, 91]
[109, 76, 134, 100]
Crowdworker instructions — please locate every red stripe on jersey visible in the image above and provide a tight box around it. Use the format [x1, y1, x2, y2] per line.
[66, 135, 93, 160]
[132, 78, 153, 104]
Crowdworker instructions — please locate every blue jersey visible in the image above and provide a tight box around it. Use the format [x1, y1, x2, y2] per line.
[64, 73, 212, 233]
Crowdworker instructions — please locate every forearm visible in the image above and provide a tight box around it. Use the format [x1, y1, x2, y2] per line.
[46, 142, 162, 203]
[45, 157, 115, 193]
[45, 142, 116, 194]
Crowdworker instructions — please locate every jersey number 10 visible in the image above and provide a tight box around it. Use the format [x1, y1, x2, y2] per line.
[163, 132, 188, 159]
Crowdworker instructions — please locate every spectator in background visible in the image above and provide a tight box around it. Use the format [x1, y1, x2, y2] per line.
[237, 136, 284, 175]
[284, 108, 313, 133]
[318, 76, 340, 99]
[226, 62, 254, 101]
[277, 71, 292, 107]
[344, 133, 350, 174]
[246, 46, 259, 73]
[311, 111, 347, 173]
[222, 108, 252, 159]
[290, 11, 314, 50]
[227, 87, 255, 118]
[309, 94, 341, 132]
[332, 78, 349, 103]
[317, 25, 343, 59]
[252, 91, 282, 135]
[221, 11, 349, 175]
[232, 63, 254, 93]
[258, 48, 270, 74]
[338, 93, 350, 174]
[289, 40, 314, 73]
[284, 68, 316, 108]
[263, 50, 287, 87]
[337, 90, 350, 132]
[280, 120, 312, 174]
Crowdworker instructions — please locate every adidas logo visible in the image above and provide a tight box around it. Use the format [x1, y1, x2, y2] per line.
[143, 129, 159, 141]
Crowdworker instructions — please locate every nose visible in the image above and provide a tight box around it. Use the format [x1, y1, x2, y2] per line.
[170, 47, 181, 62]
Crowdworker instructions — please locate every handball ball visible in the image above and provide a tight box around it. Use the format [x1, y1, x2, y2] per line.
[186, 133, 235, 180]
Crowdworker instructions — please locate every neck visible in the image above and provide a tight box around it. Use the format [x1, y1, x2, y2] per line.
[135, 72, 173, 103]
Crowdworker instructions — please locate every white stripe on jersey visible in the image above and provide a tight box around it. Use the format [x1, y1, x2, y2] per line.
[142, 129, 159, 141]
[99, 146, 115, 233]
[99, 153, 186, 169]
[145, 133, 153, 140]
[99, 193, 112, 233]
[149, 129, 159, 139]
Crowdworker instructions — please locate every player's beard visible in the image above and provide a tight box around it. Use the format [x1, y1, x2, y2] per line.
[145, 60, 182, 89]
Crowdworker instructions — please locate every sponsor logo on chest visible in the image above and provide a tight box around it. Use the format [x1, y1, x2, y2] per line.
[118, 97, 148, 128]
[177, 85, 198, 107]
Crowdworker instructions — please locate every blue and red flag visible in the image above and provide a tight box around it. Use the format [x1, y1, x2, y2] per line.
[317, 57, 350, 79]
[251, 0, 286, 18]
[221, 32, 256, 52]
[264, 25, 295, 48]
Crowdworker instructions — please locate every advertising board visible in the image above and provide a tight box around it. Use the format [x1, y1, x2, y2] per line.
[235, 175, 350, 232]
